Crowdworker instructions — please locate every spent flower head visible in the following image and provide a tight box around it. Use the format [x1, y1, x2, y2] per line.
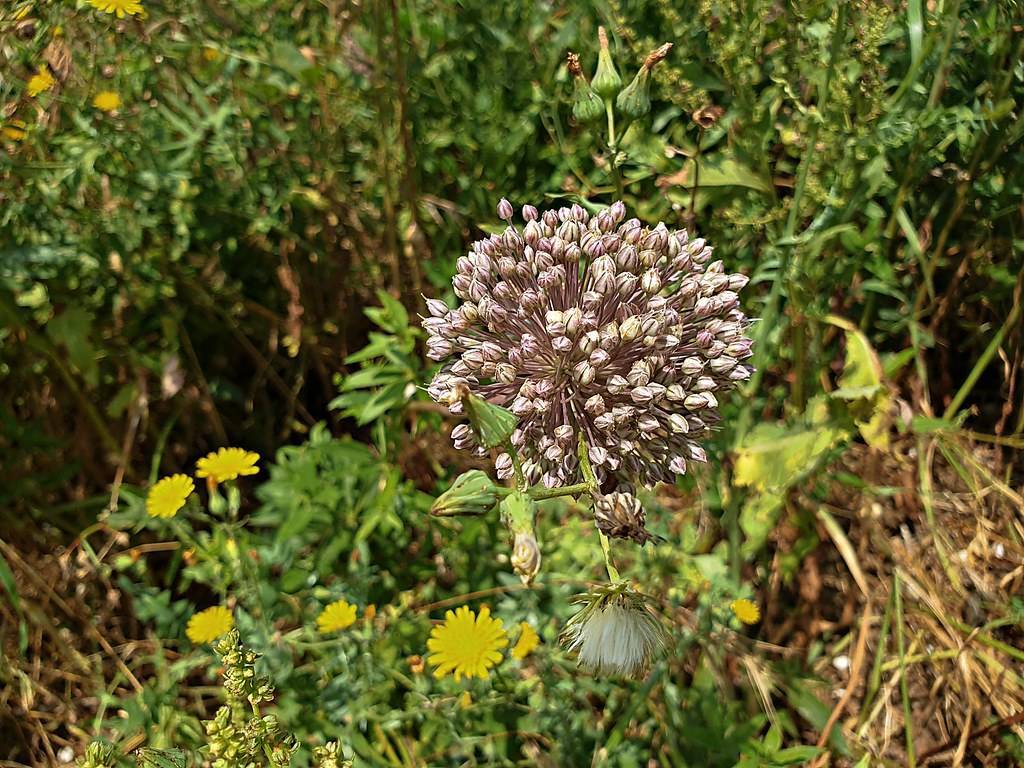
[424, 200, 753, 490]
[560, 583, 667, 678]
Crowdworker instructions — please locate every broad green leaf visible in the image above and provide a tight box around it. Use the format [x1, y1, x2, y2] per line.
[734, 423, 846, 492]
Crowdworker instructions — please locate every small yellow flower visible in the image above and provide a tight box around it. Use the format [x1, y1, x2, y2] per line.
[87, 0, 143, 18]
[195, 447, 260, 483]
[146, 474, 194, 518]
[364, 604, 377, 622]
[27, 66, 55, 97]
[92, 91, 121, 112]
[186, 605, 233, 643]
[317, 599, 357, 633]
[202, 46, 222, 62]
[511, 621, 540, 660]
[427, 605, 508, 681]
[730, 598, 761, 625]
[459, 690, 472, 709]
[2, 119, 28, 141]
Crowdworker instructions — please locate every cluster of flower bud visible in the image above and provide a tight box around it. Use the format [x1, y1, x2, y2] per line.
[424, 200, 753, 490]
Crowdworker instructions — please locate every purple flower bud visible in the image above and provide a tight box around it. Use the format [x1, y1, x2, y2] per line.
[497, 198, 514, 221]
[522, 204, 539, 222]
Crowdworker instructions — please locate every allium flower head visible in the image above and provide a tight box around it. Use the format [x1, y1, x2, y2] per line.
[560, 584, 667, 677]
[424, 200, 753, 489]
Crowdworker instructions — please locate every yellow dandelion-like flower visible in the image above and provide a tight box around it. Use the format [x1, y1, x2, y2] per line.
[92, 91, 121, 112]
[195, 447, 260, 483]
[2, 120, 28, 142]
[459, 690, 472, 709]
[186, 605, 233, 643]
[511, 622, 540, 660]
[27, 67, 55, 97]
[87, 0, 144, 18]
[730, 598, 761, 625]
[146, 474, 194, 518]
[427, 605, 508, 681]
[317, 600, 357, 633]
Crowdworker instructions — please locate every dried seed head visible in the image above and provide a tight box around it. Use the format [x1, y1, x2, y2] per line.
[593, 492, 662, 545]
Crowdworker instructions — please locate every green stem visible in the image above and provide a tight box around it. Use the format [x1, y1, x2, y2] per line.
[894, 572, 916, 768]
[598, 531, 620, 582]
[529, 482, 593, 500]
[606, 99, 624, 200]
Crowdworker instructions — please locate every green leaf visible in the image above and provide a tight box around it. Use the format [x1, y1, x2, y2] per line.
[734, 423, 846, 492]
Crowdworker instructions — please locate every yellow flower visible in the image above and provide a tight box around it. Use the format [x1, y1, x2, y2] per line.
[195, 447, 260, 483]
[730, 598, 761, 625]
[459, 691, 472, 709]
[427, 605, 508, 681]
[146, 474, 194, 518]
[317, 600, 357, 633]
[92, 91, 121, 112]
[511, 621, 540, 660]
[27, 66, 55, 97]
[87, 0, 143, 18]
[186, 605, 233, 643]
[2, 120, 28, 141]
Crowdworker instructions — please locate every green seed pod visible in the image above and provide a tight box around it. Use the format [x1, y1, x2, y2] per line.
[616, 67, 651, 120]
[573, 81, 606, 123]
[431, 470, 500, 517]
[568, 51, 605, 123]
[590, 27, 622, 99]
[616, 42, 672, 121]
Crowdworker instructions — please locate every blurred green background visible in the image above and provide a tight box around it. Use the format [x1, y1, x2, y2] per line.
[2, 0, 1023, 766]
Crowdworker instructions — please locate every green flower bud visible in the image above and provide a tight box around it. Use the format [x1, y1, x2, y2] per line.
[616, 43, 672, 121]
[590, 27, 622, 99]
[500, 490, 541, 583]
[616, 67, 651, 119]
[568, 51, 604, 123]
[431, 470, 500, 517]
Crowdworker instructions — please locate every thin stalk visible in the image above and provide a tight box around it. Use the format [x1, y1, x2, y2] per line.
[894, 572, 916, 768]
[688, 126, 705, 221]
[943, 297, 1022, 419]
[606, 99, 624, 199]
